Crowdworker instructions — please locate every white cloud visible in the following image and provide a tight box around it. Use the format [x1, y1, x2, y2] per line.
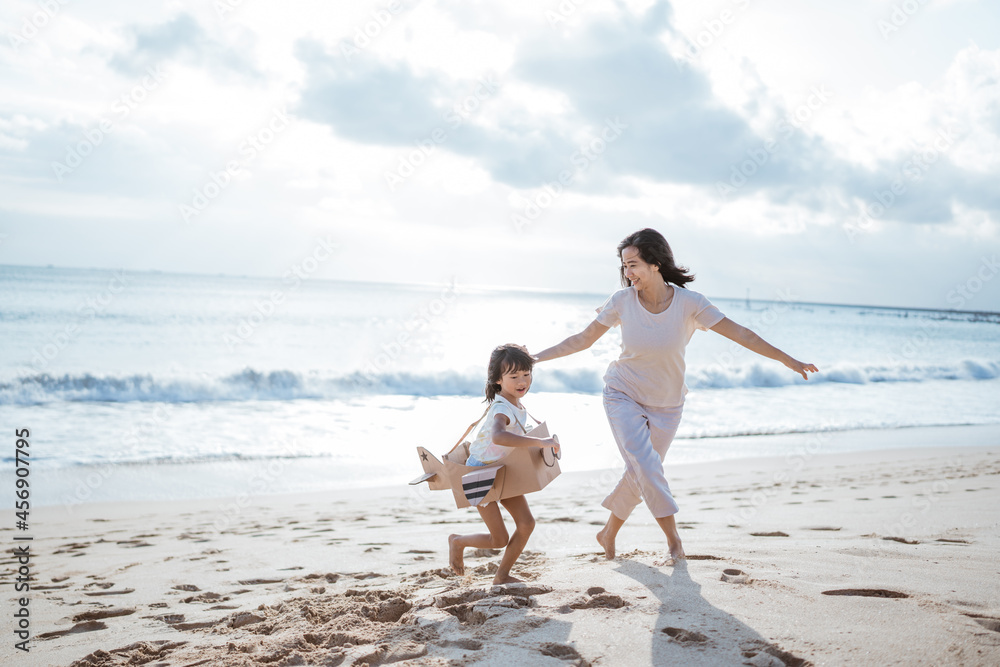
[1, 0, 999, 310]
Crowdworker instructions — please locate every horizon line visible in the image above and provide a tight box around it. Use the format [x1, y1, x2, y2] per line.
[1, 262, 998, 318]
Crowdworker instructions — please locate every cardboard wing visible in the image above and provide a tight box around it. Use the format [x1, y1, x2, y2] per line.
[410, 421, 561, 509]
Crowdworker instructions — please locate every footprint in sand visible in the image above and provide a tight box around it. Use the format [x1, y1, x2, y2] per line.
[741, 640, 809, 667]
[346, 641, 426, 665]
[964, 614, 1000, 633]
[435, 638, 483, 651]
[53, 542, 90, 555]
[804, 526, 841, 531]
[116, 539, 153, 548]
[882, 536, 919, 545]
[721, 568, 750, 584]
[72, 608, 135, 622]
[72, 640, 186, 665]
[469, 548, 501, 558]
[539, 642, 588, 663]
[560, 587, 627, 612]
[182, 592, 230, 604]
[936, 538, 970, 544]
[434, 589, 492, 608]
[38, 621, 108, 639]
[435, 585, 550, 625]
[686, 554, 723, 560]
[176, 532, 207, 540]
[571, 592, 626, 609]
[228, 611, 266, 629]
[407, 568, 455, 584]
[148, 613, 185, 624]
[750, 531, 789, 537]
[237, 578, 284, 585]
[662, 627, 709, 643]
[489, 583, 554, 598]
[175, 618, 219, 631]
[822, 588, 909, 598]
[84, 588, 135, 596]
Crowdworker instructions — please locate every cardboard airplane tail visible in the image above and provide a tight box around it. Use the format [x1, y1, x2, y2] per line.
[410, 420, 561, 509]
[412, 447, 451, 491]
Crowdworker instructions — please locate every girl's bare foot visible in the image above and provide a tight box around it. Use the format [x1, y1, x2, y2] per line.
[493, 573, 523, 585]
[596, 528, 615, 560]
[448, 534, 464, 576]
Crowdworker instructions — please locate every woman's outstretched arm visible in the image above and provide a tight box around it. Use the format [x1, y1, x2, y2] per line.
[534, 320, 610, 362]
[709, 317, 819, 380]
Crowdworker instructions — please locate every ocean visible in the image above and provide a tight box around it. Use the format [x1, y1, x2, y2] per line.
[1, 264, 998, 508]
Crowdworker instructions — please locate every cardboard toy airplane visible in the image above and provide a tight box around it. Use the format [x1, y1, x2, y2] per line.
[410, 412, 561, 509]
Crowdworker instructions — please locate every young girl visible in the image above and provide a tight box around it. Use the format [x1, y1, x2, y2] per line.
[448, 343, 560, 585]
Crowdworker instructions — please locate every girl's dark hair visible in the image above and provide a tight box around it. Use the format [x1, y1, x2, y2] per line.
[485, 343, 534, 403]
[617, 228, 694, 289]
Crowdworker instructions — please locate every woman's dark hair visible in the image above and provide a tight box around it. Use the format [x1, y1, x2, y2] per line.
[485, 343, 534, 403]
[617, 228, 694, 289]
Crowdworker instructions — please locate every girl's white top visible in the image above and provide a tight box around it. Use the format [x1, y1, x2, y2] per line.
[468, 395, 531, 465]
[596, 284, 725, 408]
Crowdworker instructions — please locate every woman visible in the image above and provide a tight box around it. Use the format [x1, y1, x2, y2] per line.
[533, 229, 818, 563]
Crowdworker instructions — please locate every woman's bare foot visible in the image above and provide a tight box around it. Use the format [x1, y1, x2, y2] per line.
[664, 539, 685, 565]
[654, 515, 685, 565]
[596, 528, 615, 560]
[448, 534, 464, 576]
[493, 573, 523, 585]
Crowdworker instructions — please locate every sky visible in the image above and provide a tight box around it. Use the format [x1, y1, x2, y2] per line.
[1, 0, 999, 311]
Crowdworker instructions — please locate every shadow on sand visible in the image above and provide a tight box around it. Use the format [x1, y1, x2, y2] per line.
[613, 559, 810, 666]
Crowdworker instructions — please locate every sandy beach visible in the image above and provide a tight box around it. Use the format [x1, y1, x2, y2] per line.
[9, 425, 1000, 666]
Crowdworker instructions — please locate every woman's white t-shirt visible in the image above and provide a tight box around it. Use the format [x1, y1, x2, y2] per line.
[468, 395, 531, 465]
[595, 284, 725, 408]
